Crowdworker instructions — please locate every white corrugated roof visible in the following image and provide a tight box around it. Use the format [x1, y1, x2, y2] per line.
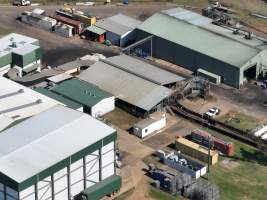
[12, 43, 39, 55]
[105, 55, 185, 85]
[78, 61, 173, 111]
[0, 33, 38, 52]
[108, 13, 142, 29]
[0, 105, 115, 183]
[47, 73, 72, 83]
[95, 18, 131, 36]
[0, 77, 62, 120]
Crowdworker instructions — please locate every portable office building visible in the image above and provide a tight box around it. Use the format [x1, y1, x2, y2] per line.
[133, 112, 166, 138]
[0, 105, 120, 200]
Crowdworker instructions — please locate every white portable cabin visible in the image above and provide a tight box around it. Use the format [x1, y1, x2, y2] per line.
[133, 112, 166, 138]
[0, 105, 117, 200]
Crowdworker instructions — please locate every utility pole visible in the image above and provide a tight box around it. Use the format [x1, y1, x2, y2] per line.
[207, 136, 212, 180]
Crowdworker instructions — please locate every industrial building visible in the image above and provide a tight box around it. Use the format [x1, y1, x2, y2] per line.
[79, 56, 175, 116]
[0, 33, 42, 76]
[135, 7, 267, 88]
[94, 14, 141, 47]
[34, 87, 83, 111]
[47, 79, 115, 117]
[0, 105, 120, 200]
[0, 76, 62, 131]
[104, 54, 185, 86]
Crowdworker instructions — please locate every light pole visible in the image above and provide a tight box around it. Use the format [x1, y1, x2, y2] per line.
[207, 136, 212, 180]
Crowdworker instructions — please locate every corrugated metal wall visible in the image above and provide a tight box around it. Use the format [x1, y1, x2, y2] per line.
[135, 29, 241, 88]
[0, 53, 11, 68]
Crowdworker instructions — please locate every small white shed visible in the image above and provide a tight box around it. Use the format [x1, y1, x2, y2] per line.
[133, 112, 166, 138]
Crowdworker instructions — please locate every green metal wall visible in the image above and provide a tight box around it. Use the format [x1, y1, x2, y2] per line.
[0, 53, 11, 68]
[12, 47, 42, 68]
[79, 175, 121, 200]
[136, 29, 241, 88]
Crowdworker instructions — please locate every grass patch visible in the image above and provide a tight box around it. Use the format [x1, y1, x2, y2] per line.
[114, 188, 135, 200]
[0, 26, 10, 36]
[103, 108, 140, 130]
[148, 187, 185, 200]
[208, 132, 267, 200]
[216, 111, 263, 133]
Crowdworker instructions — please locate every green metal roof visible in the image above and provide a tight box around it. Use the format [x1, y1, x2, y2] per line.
[138, 12, 264, 68]
[52, 79, 113, 108]
[34, 87, 82, 109]
[85, 25, 106, 35]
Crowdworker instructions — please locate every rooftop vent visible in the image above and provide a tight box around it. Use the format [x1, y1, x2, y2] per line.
[36, 99, 42, 104]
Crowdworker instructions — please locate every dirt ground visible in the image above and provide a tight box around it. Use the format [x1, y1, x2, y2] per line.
[0, 3, 175, 67]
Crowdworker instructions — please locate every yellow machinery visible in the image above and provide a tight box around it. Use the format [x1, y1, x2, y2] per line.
[62, 5, 96, 26]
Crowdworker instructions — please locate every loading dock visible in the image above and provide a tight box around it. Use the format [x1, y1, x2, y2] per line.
[197, 68, 221, 84]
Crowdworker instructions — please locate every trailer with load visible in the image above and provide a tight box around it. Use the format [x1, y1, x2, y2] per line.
[191, 129, 235, 156]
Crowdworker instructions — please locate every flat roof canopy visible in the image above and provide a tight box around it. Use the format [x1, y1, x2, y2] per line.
[85, 25, 106, 35]
[0, 105, 116, 190]
[78, 61, 173, 111]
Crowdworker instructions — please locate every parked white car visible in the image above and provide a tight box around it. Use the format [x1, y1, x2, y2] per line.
[205, 107, 220, 117]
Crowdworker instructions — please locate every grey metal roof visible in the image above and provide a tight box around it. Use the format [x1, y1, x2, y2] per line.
[105, 55, 185, 85]
[84, 25, 106, 35]
[0, 33, 39, 57]
[95, 18, 132, 36]
[108, 13, 142, 29]
[78, 61, 173, 111]
[0, 76, 62, 120]
[12, 43, 39, 56]
[0, 105, 115, 183]
[138, 11, 264, 68]
[162, 7, 213, 26]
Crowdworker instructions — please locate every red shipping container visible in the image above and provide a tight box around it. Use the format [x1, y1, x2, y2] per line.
[52, 14, 83, 34]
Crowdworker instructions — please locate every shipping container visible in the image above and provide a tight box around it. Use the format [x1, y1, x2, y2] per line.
[191, 129, 235, 156]
[52, 14, 83, 34]
[175, 137, 218, 165]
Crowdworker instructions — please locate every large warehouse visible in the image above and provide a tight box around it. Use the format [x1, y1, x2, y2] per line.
[0, 76, 62, 131]
[0, 33, 42, 77]
[0, 105, 120, 200]
[135, 8, 267, 88]
[79, 55, 176, 116]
